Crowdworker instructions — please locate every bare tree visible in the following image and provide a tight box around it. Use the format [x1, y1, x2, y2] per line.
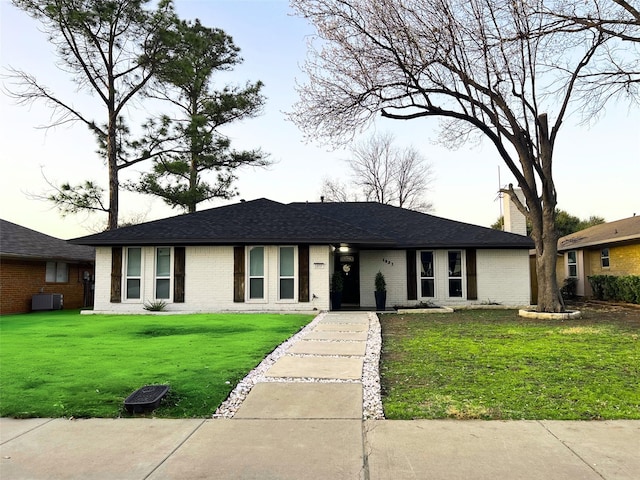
[394, 146, 434, 212]
[549, 0, 640, 42]
[350, 133, 433, 211]
[5, 0, 176, 230]
[320, 177, 354, 202]
[319, 133, 433, 211]
[539, 0, 640, 110]
[351, 133, 395, 204]
[290, 0, 615, 312]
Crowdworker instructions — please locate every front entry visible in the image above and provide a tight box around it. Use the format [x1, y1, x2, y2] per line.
[335, 251, 360, 309]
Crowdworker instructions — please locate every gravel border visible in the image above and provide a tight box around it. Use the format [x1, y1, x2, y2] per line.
[362, 312, 384, 419]
[212, 311, 384, 419]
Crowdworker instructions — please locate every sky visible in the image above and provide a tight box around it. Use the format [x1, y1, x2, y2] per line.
[1, 0, 639, 240]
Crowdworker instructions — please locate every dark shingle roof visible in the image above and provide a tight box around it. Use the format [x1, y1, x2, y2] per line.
[68, 199, 393, 246]
[292, 202, 534, 249]
[68, 198, 533, 249]
[0, 219, 95, 262]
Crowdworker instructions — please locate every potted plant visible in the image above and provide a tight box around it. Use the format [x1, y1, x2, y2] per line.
[375, 271, 387, 311]
[330, 271, 344, 310]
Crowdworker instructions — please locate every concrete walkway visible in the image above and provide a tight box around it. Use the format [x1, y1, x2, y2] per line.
[1, 312, 639, 479]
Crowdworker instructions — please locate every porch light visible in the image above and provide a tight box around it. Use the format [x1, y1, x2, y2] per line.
[339, 245, 350, 253]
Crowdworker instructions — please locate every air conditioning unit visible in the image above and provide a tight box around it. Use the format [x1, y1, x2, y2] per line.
[32, 294, 63, 311]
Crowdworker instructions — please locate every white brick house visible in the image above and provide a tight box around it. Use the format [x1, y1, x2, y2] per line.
[71, 198, 533, 313]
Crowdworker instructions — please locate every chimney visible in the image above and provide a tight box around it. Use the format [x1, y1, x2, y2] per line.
[503, 187, 527, 236]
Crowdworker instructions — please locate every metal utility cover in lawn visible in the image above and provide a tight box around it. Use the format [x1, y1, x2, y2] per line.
[124, 385, 170, 414]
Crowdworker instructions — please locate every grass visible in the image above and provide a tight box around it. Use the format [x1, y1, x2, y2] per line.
[0, 310, 314, 418]
[380, 309, 640, 420]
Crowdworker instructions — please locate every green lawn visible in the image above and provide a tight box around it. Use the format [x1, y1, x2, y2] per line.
[0, 310, 314, 418]
[380, 309, 640, 420]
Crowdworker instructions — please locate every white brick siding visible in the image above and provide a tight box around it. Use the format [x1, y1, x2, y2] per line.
[93, 245, 331, 313]
[359, 250, 407, 308]
[476, 249, 530, 305]
[359, 248, 530, 308]
[503, 189, 527, 236]
[92, 245, 529, 312]
[93, 246, 112, 310]
[309, 245, 331, 310]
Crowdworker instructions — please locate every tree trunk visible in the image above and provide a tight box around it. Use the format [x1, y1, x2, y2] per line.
[535, 236, 562, 312]
[514, 114, 564, 313]
[187, 96, 198, 214]
[107, 40, 118, 231]
[535, 115, 563, 313]
[107, 112, 119, 230]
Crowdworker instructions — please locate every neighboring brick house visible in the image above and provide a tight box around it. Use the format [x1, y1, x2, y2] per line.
[69, 198, 533, 313]
[1, 219, 95, 314]
[557, 215, 640, 297]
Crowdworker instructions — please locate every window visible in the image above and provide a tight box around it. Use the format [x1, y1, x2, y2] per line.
[448, 251, 463, 297]
[601, 248, 610, 268]
[155, 247, 172, 299]
[249, 247, 265, 300]
[420, 251, 435, 297]
[125, 247, 142, 300]
[567, 251, 578, 277]
[45, 262, 68, 283]
[279, 247, 295, 300]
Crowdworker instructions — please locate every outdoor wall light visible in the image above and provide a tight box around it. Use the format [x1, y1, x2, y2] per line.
[339, 245, 350, 253]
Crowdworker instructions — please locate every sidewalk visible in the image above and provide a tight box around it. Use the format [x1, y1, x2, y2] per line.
[1, 312, 639, 479]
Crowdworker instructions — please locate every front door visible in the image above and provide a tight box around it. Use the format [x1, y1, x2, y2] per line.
[335, 251, 360, 307]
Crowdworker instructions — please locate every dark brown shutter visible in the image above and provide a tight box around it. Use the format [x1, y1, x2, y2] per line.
[174, 247, 185, 303]
[406, 249, 417, 301]
[110, 247, 122, 303]
[234, 246, 245, 302]
[466, 248, 478, 300]
[298, 245, 310, 302]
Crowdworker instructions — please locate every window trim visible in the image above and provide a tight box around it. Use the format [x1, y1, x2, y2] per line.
[418, 250, 436, 299]
[278, 246, 298, 302]
[45, 261, 69, 283]
[124, 246, 143, 302]
[567, 250, 578, 278]
[601, 248, 610, 269]
[247, 246, 267, 302]
[447, 250, 465, 298]
[154, 247, 173, 301]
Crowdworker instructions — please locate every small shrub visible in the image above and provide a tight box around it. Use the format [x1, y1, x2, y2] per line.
[480, 299, 502, 305]
[392, 301, 440, 310]
[619, 276, 640, 304]
[375, 271, 386, 292]
[603, 275, 620, 300]
[588, 275, 640, 304]
[144, 300, 168, 311]
[561, 277, 577, 299]
[589, 275, 605, 300]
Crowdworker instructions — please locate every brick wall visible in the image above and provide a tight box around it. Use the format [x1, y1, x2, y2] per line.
[587, 243, 640, 277]
[91, 245, 532, 312]
[555, 242, 640, 297]
[361, 248, 531, 308]
[476, 249, 531, 305]
[359, 250, 406, 308]
[93, 245, 331, 313]
[1, 258, 93, 314]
